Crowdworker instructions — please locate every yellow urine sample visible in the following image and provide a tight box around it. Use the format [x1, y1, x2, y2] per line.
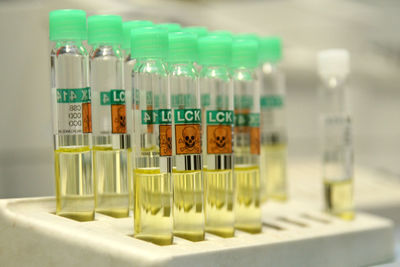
[204, 169, 235, 238]
[134, 168, 173, 245]
[234, 165, 262, 233]
[173, 170, 204, 241]
[93, 146, 129, 218]
[55, 146, 94, 221]
[260, 143, 287, 202]
[127, 148, 133, 211]
[324, 179, 354, 220]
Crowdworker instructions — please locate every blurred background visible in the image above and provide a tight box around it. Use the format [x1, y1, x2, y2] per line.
[1, 0, 399, 198]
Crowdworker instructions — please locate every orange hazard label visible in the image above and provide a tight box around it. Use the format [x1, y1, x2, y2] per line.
[235, 125, 250, 134]
[207, 125, 232, 154]
[82, 103, 92, 133]
[176, 124, 201, 155]
[112, 104, 127, 133]
[159, 124, 172, 156]
[146, 106, 154, 133]
[250, 127, 260, 155]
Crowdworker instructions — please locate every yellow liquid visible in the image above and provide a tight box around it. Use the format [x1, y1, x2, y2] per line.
[204, 169, 235, 237]
[127, 148, 133, 211]
[260, 144, 287, 202]
[324, 179, 354, 220]
[93, 146, 129, 218]
[235, 165, 262, 233]
[173, 170, 204, 241]
[55, 147, 94, 221]
[134, 168, 173, 245]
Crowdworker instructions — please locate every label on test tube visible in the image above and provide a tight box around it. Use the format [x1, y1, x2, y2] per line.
[260, 95, 283, 109]
[159, 109, 172, 156]
[201, 94, 210, 107]
[141, 109, 172, 156]
[234, 112, 260, 155]
[172, 94, 195, 108]
[100, 89, 127, 134]
[56, 87, 92, 134]
[174, 109, 202, 155]
[206, 110, 233, 154]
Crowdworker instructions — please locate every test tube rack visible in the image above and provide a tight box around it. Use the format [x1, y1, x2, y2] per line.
[0, 197, 393, 267]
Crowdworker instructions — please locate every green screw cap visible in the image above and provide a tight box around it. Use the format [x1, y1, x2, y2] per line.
[236, 33, 261, 64]
[49, 9, 87, 41]
[182, 26, 208, 38]
[168, 32, 197, 63]
[131, 26, 168, 59]
[237, 33, 260, 41]
[158, 23, 182, 33]
[88, 15, 123, 45]
[122, 20, 153, 51]
[260, 36, 282, 63]
[198, 35, 232, 66]
[231, 37, 259, 68]
[212, 30, 233, 38]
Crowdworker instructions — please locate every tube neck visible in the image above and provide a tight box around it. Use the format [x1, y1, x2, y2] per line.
[231, 67, 256, 81]
[55, 40, 84, 47]
[91, 44, 122, 58]
[261, 61, 279, 74]
[200, 64, 230, 80]
[320, 74, 348, 89]
[319, 75, 348, 114]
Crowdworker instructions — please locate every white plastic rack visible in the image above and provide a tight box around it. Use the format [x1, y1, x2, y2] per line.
[0, 196, 394, 267]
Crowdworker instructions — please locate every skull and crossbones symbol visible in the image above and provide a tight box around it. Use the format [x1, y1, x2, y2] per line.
[113, 106, 126, 132]
[179, 126, 199, 152]
[159, 126, 172, 155]
[166, 127, 172, 151]
[213, 126, 228, 149]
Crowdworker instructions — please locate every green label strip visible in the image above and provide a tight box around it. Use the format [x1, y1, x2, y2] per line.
[174, 109, 201, 124]
[57, 87, 91, 103]
[201, 94, 231, 108]
[172, 94, 195, 108]
[158, 109, 172, 124]
[141, 109, 172, 125]
[134, 88, 140, 105]
[132, 90, 161, 107]
[100, 89, 125, 105]
[146, 91, 153, 105]
[216, 95, 229, 108]
[206, 110, 234, 125]
[201, 94, 210, 107]
[261, 96, 283, 109]
[235, 113, 260, 127]
[234, 95, 254, 109]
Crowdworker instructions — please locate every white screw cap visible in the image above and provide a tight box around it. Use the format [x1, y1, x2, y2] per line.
[317, 49, 350, 77]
